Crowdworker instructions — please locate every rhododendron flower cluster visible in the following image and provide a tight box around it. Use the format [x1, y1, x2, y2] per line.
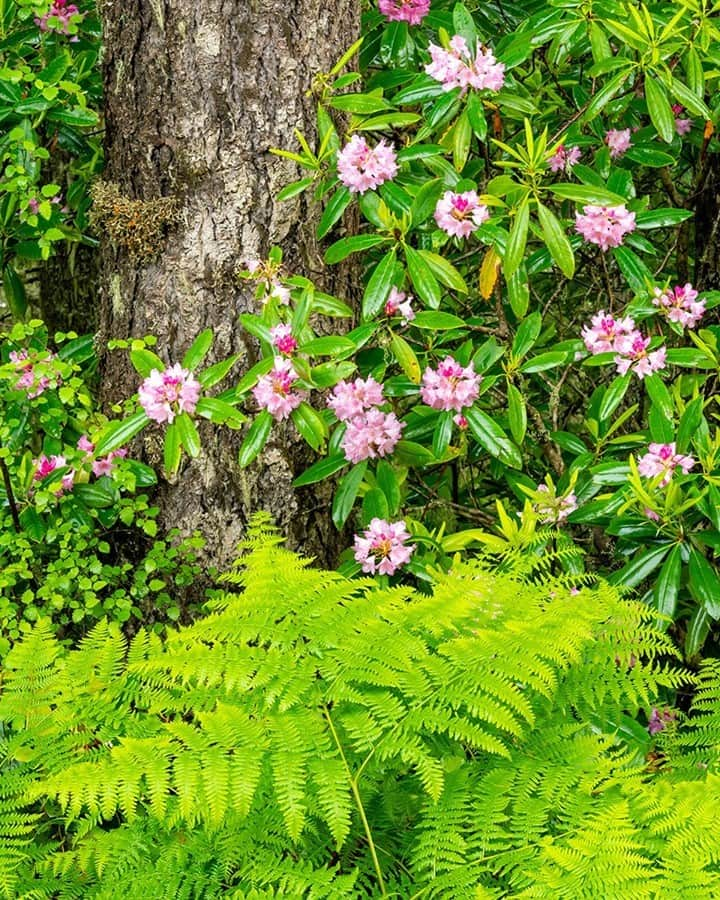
[434, 190, 489, 238]
[637, 443, 695, 486]
[138, 364, 201, 424]
[270, 323, 298, 354]
[614, 333, 666, 379]
[9, 349, 60, 398]
[353, 518, 415, 575]
[533, 484, 577, 524]
[378, 0, 429, 25]
[328, 377, 403, 463]
[652, 283, 705, 329]
[328, 377, 385, 421]
[425, 36, 505, 93]
[35, 0, 82, 34]
[76, 437, 128, 478]
[337, 135, 398, 194]
[548, 144, 581, 173]
[672, 105, 692, 136]
[575, 204, 636, 251]
[581, 311, 637, 355]
[420, 357, 481, 413]
[604, 128, 632, 158]
[33, 454, 74, 494]
[253, 358, 305, 420]
[385, 287, 415, 323]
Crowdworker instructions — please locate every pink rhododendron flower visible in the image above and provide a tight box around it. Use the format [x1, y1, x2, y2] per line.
[385, 287, 415, 323]
[604, 128, 632, 158]
[548, 144, 581, 173]
[425, 35, 505, 93]
[341, 409, 404, 463]
[581, 310, 637, 354]
[33, 454, 74, 494]
[267, 282, 291, 305]
[421, 357, 481, 413]
[575, 204, 636, 251]
[643, 506, 661, 522]
[652, 283, 705, 329]
[434, 190, 489, 238]
[138, 364, 201, 424]
[453, 413, 468, 429]
[252, 358, 305, 420]
[534, 483, 577, 524]
[270, 323, 298, 355]
[327, 377, 384, 422]
[637, 442, 695, 486]
[672, 105, 692, 136]
[614, 333, 666, 379]
[353, 518, 415, 575]
[35, 0, 82, 35]
[9, 349, 60, 398]
[77, 435, 95, 454]
[337, 135, 398, 194]
[378, 0, 430, 25]
[92, 449, 127, 478]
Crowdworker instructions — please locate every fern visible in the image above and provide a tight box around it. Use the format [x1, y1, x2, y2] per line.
[1, 517, 720, 897]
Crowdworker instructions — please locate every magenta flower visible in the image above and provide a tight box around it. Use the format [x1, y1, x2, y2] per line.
[33, 454, 74, 495]
[604, 128, 632, 158]
[672, 105, 692, 136]
[341, 409, 404, 464]
[327, 377, 385, 422]
[575, 204, 636, 251]
[35, 0, 82, 35]
[548, 144, 581, 173]
[637, 443, 695, 486]
[434, 190, 489, 238]
[138, 364, 201, 424]
[534, 483, 577, 525]
[453, 413, 468, 429]
[425, 35, 505, 94]
[353, 518, 415, 575]
[385, 287, 415, 323]
[270, 324, 298, 355]
[614, 333, 666, 379]
[652, 283, 705, 329]
[252, 358, 305, 421]
[378, 0, 430, 25]
[337, 135, 398, 194]
[420, 357, 481, 413]
[581, 310, 637, 354]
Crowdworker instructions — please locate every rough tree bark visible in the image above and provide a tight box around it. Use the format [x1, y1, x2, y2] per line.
[96, 0, 359, 567]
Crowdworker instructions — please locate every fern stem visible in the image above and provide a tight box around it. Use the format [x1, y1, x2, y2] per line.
[323, 706, 387, 898]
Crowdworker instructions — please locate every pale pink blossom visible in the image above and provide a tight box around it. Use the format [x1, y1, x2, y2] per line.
[92, 449, 127, 478]
[581, 310, 636, 354]
[270, 324, 298, 355]
[534, 483, 577, 524]
[337, 135, 398, 194]
[9, 349, 60, 398]
[340, 409, 404, 463]
[614, 334, 666, 379]
[353, 518, 415, 575]
[268, 282, 291, 305]
[35, 0, 82, 35]
[425, 35, 505, 93]
[672, 105, 692, 136]
[77, 435, 95, 454]
[385, 287, 415, 323]
[138, 364, 201, 424]
[548, 144, 581, 173]
[378, 0, 430, 25]
[652, 283, 705, 329]
[575, 204, 636, 251]
[605, 128, 632, 158]
[434, 190, 489, 238]
[420, 357, 480, 413]
[252, 358, 305, 420]
[327, 377, 384, 422]
[637, 442, 695, 486]
[27, 198, 40, 215]
[643, 507, 661, 522]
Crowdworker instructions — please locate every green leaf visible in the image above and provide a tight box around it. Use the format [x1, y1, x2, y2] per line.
[537, 203, 574, 278]
[317, 186, 352, 240]
[291, 402, 328, 451]
[298, 336, 356, 356]
[507, 265, 529, 318]
[362, 488, 389, 522]
[74, 482, 116, 509]
[417, 249, 468, 294]
[653, 544, 681, 627]
[644, 373, 674, 420]
[394, 440, 435, 466]
[670, 76, 711, 119]
[332, 461, 367, 528]
[163, 422, 181, 475]
[453, 111, 472, 171]
[182, 329, 214, 371]
[503, 198, 530, 279]
[644, 75, 675, 143]
[612, 245, 654, 292]
[465, 407, 522, 469]
[507, 383, 527, 444]
[677, 396, 704, 453]
[324, 234, 389, 265]
[624, 146, 675, 167]
[550, 183, 626, 205]
[599, 374, 631, 421]
[329, 93, 391, 114]
[410, 178, 444, 227]
[390, 332, 421, 383]
[195, 397, 246, 428]
[511, 310, 542, 360]
[235, 357, 275, 396]
[685, 605, 711, 658]
[362, 247, 397, 319]
[520, 351, 571, 373]
[689, 549, 720, 619]
[412, 311, 466, 330]
[582, 69, 631, 121]
[432, 410, 454, 457]
[634, 208, 693, 229]
[198, 354, 240, 389]
[293, 453, 347, 487]
[238, 410, 273, 468]
[130, 349, 165, 377]
[95, 411, 150, 457]
[608, 544, 670, 588]
[405, 245, 441, 308]
[356, 112, 421, 131]
[376, 460, 401, 514]
[2, 266, 27, 319]
[176, 412, 201, 458]
[277, 177, 315, 202]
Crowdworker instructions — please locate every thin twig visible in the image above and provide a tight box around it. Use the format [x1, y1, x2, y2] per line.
[0, 456, 20, 532]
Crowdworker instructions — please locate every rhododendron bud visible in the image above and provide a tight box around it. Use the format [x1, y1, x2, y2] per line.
[327, 377, 384, 422]
[378, 0, 430, 25]
[434, 190, 489, 238]
[614, 334, 666, 379]
[548, 144, 581, 173]
[340, 409, 404, 463]
[420, 357, 481, 413]
[138, 364, 201, 424]
[270, 324, 298, 355]
[385, 287, 415, 323]
[353, 518, 415, 576]
[453, 413, 468, 429]
[337, 135, 398, 194]
[652, 283, 704, 329]
[637, 443, 695, 486]
[604, 128, 632, 158]
[425, 36, 505, 93]
[575, 204, 636, 251]
[581, 310, 636, 354]
[252, 358, 305, 420]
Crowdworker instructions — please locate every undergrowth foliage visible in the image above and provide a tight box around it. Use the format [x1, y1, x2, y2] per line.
[2, 516, 720, 898]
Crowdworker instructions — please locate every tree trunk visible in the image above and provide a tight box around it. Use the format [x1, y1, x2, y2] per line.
[696, 153, 720, 292]
[96, 0, 359, 567]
